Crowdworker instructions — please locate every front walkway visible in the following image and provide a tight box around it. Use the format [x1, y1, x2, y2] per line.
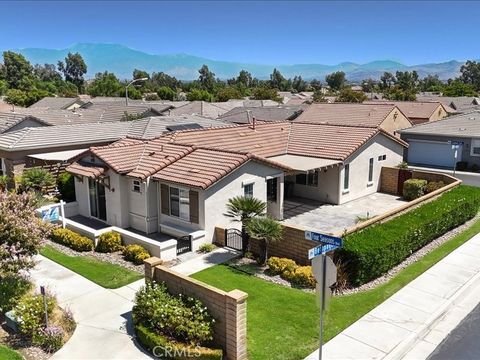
[283, 192, 407, 234]
[28, 247, 238, 359]
[305, 233, 480, 360]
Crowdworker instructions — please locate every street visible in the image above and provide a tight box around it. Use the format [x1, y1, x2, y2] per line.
[409, 166, 480, 187]
[429, 303, 480, 360]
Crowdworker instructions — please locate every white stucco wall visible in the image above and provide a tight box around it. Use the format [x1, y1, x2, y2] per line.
[287, 166, 340, 204]
[74, 177, 89, 217]
[339, 134, 404, 204]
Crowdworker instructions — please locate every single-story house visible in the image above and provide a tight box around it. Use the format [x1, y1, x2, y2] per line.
[0, 112, 51, 134]
[399, 110, 480, 169]
[67, 121, 407, 246]
[416, 95, 480, 113]
[167, 100, 281, 118]
[218, 105, 306, 124]
[293, 103, 412, 134]
[29, 96, 85, 110]
[365, 101, 451, 125]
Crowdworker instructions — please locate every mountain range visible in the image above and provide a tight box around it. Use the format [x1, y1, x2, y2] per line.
[10, 43, 471, 82]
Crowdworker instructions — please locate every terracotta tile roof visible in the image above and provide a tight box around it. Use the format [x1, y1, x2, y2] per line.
[66, 161, 106, 178]
[364, 101, 445, 121]
[294, 103, 399, 128]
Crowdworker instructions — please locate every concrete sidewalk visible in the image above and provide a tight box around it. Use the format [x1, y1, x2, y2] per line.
[305, 233, 480, 360]
[171, 246, 240, 275]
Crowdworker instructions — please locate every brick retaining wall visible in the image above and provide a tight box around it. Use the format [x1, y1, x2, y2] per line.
[144, 258, 248, 360]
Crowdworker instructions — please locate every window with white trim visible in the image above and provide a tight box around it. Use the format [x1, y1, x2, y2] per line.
[368, 158, 374, 183]
[378, 155, 386, 161]
[170, 187, 190, 221]
[471, 139, 480, 156]
[243, 183, 254, 198]
[343, 164, 350, 190]
[295, 170, 318, 187]
[132, 180, 141, 193]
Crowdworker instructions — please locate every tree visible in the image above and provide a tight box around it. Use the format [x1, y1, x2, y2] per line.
[0, 191, 49, 278]
[310, 79, 323, 91]
[336, 88, 367, 103]
[20, 168, 55, 194]
[236, 70, 254, 88]
[269, 68, 289, 90]
[34, 64, 62, 83]
[442, 79, 478, 97]
[2, 51, 33, 89]
[226, 196, 267, 251]
[395, 70, 419, 94]
[150, 71, 181, 89]
[157, 86, 176, 100]
[0, 80, 9, 96]
[460, 60, 480, 91]
[4, 89, 28, 107]
[292, 75, 307, 92]
[419, 75, 443, 92]
[133, 69, 149, 80]
[250, 87, 282, 102]
[186, 88, 213, 102]
[57, 52, 87, 92]
[312, 89, 327, 103]
[198, 65, 216, 92]
[216, 86, 243, 102]
[379, 72, 396, 91]
[246, 216, 283, 264]
[325, 71, 346, 91]
[87, 71, 123, 97]
[361, 78, 377, 93]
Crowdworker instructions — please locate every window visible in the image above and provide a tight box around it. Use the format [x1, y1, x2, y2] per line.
[343, 164, 350, 190]
[243, 183, 254, 198]
[378, 155, 386, 161]
[471, 139, 480, 156]
[296, 170, 318, 187]
[368, 158, 374, 183]
[132, 180, 141, 193]
[170, 187, 190, 221]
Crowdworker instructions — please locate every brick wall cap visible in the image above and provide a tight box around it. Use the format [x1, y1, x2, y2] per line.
[227, 289, 248, 301]
[144, 256, 163, 266]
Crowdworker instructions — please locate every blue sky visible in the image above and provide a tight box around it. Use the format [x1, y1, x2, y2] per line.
[0, 1, 479, 65]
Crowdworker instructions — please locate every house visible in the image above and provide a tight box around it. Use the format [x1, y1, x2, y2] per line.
[29, 97, 85, 110]
[365, 101, 451, 125]
[0, 116, 228, 180]
[218, 105, 306, 124]
[0, 112, 51, 134]
[398, 110, 480, 169]
[415, 95, 480, 113]
[293, 103, 412, 134]
[66, 121, 407, 246]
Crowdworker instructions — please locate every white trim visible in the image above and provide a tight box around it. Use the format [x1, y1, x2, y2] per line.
[265, 173, 283, 180]
[241, 179, 255, 187]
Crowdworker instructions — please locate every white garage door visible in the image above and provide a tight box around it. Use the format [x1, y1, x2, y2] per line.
[408, 140, 461, 167]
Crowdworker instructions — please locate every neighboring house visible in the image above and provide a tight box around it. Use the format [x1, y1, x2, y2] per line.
[366, 101, 451, 125]
[167, 100, 282, 118]
[399, 110, 480, 169]
[0, 116, 228, 180]
[29, 97, 85, 110]
[416, 95, 480, 113]
[67, 121, 407, 246]
[0, 112, 51, 134]
[218, 105, 306, 124]
[293, 103, 412, 134]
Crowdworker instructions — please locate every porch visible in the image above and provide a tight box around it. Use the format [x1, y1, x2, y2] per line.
[282, 192, 407, 234]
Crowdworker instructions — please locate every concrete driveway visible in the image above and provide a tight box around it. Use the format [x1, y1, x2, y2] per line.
[283, 192, 407, 234]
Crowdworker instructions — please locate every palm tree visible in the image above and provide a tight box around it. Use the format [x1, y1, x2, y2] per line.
[226, 196, 267, 251]
[20, 168, 55, 194]
[246, 216, 283, 265]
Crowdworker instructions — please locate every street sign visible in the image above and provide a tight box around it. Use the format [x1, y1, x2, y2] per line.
[308, 244, 340, 260]
[449, 141, 463, 146]
[305, 230, 343, 247]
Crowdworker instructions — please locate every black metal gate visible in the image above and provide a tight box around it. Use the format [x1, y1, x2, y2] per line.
[225, 228, 244, 251]
[176, 235, 192, 255]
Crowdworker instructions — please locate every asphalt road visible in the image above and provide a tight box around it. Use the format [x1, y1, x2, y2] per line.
[429, 303, 480, 360]
[409, 166, 480, 187]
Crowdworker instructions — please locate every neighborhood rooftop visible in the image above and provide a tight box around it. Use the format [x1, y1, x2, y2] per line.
[218, 105, 306, 124]
[29, 96, 84, 109]
[365, 100, 451, 120]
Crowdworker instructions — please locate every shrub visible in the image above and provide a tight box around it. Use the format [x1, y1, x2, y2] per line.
[198, 243, 215, 253]
[0, 275, 32, 313]
[336, 185, 480, 286]
[267, 257, 298, 275]
[14, 292, 56, 336]
[0, 175, 8, 191]
[397, 161, 409, 169]
[402, 179, 427, 200]
[20, 168, 55, 194]
[33, 326, 65, 353]
[57, 172, 75, 202]
[123, 244, 150, 264]
[133, 282, 215, 346]
[425, 181, 445, 194]
[51, 228, 94, 252]
[96, 231, 123, 253]
[145, 93, 160, 101]
[135, 324, 223, 360]
[283, 266, 316, 288]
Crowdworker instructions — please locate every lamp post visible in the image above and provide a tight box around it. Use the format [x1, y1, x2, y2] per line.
[125, 77, 148, 106]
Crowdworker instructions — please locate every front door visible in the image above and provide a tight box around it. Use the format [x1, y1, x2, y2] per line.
[89, 178, 107, 221]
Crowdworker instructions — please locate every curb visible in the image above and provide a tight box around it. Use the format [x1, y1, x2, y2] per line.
[384, 264, 480, 360]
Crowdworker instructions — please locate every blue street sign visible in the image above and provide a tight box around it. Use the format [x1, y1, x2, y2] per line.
[305, 230, 343, 247]
[308, 244, 340, 259]
[449, 141, 463, 146]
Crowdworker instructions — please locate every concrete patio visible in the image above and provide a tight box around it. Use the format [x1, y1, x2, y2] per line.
[283, 192, 407, 234]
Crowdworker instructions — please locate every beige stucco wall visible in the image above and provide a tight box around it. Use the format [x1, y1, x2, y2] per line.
[381, 108, 412, 133]
[429, 105, 448, 122]
[286, 166, 340, 204]
[339, 134, 404, 204]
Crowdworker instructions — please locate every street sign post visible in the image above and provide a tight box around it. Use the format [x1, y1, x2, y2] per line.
[306, 232, 341, 360]
[448, 141, 463, 176]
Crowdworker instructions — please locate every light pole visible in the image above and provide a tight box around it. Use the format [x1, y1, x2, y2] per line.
[125, 77, 148, 106]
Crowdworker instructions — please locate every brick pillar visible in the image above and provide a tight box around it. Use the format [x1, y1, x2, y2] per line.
[225, 289, 248, 360]
[143, 257, 163, 281]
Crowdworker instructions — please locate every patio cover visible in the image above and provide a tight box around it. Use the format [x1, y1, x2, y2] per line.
[28, 148, 87, 162]
[267, 154, 341, 171]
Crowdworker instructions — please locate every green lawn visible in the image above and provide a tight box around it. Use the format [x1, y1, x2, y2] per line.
[40, 245, 143, 289]
[192, 217, 480, 360]
[0, 345, 22, 360]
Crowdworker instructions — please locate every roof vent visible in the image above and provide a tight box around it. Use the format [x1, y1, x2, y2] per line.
[459, 127, 467, 131]
[469, 117, 476, 120]
[189, 168, 200, 173]
[148, 151, 156, 156]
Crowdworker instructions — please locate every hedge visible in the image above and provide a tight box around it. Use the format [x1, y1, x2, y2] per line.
[135, 324, 223, 360]
[50, 228, 94, 252]
[336, 185, 480, 286]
